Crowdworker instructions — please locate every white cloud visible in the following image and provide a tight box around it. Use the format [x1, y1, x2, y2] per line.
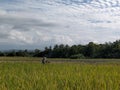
[0, 0, 120, 49]
[9, 30, 34, 44]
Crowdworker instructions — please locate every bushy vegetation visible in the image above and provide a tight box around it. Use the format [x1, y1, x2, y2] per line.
[0, 40, 120, 58]
[0, 62, 120, 90]
[70, 54, 85, 59]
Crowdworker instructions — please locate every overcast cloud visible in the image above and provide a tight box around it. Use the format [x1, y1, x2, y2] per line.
[0, 0, 120, 50]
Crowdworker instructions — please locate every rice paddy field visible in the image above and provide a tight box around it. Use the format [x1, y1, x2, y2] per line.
[0, 57, 120, 90]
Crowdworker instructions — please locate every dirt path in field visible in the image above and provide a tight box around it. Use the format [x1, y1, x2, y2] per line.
[0, 59, 120, 63]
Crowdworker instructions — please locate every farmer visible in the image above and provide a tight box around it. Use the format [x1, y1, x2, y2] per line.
[42, 57, 46, 64]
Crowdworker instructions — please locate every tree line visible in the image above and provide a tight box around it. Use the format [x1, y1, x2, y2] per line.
[0, 40, 120, 58]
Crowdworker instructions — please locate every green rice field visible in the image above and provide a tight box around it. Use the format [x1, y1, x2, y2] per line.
[0, 57, 120, 90]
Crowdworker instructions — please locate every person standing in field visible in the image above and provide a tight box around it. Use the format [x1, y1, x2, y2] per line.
[42, 57, 46, 64]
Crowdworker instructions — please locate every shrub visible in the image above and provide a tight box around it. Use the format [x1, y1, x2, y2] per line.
[70, 54, 85, 59]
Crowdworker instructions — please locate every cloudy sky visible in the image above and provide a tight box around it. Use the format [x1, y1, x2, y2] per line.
[0, 0, 120, 50]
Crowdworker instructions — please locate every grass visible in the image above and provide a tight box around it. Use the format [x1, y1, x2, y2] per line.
[0, 57, 120, 63]
[0, 61, 120, 90]
[0, 57, 41, 61]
